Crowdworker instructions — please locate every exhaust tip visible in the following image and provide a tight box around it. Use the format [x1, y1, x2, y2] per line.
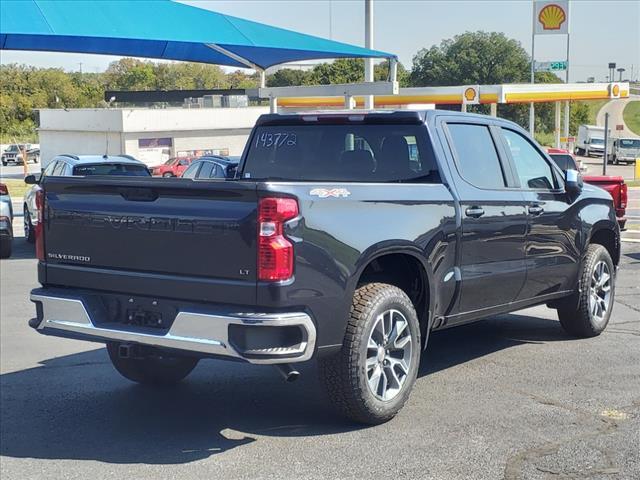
[275, 364, 300, 382]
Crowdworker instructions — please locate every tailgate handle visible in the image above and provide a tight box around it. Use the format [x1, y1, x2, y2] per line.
[119, 188, 158, 202]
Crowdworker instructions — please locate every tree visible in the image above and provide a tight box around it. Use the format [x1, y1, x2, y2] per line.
[267, 68, 313, 87]
[410, 31, 529, 86]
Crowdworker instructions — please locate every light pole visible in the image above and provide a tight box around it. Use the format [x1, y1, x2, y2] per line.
[617, 68, 625, 81]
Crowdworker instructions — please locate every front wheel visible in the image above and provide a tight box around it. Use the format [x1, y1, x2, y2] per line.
[319, 283, 421, 424]
[106, 342, 199, 385]
[162, 172, 174, 178]
[24, 207, 35, 243]
[557, 244, 615, 337]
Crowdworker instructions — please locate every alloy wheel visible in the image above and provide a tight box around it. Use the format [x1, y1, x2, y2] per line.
[366, 309, 413, 402]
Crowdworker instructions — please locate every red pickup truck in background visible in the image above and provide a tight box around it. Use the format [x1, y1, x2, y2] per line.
[150, 156, 197, 177]
[547, 148, 628, 230]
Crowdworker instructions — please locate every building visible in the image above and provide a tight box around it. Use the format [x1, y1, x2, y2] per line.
[37, 106, 269, 167]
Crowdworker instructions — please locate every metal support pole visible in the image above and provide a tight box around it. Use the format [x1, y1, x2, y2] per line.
[269, 96, 278, 114]
[260, 70, 266, 88]
[490, 103, 497, 117]
[602, 112, 609, 175]
[461, 103, 467, 113]
[390, 57, 398, 84]
[529, 2, 536, 134]
[563, 14, 571, 140]
[554, 101, 561, 148]
[345, 95, 355, 109]
[364, 0, 374, 110]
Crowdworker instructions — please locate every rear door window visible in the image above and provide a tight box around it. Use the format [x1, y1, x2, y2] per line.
[242, 124, 440, 183]
[446, 123, 506, 189]
[182, 163, 200, 179]
[197, 162, 215, 179]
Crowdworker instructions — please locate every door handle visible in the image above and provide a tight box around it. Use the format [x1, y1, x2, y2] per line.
[465, 206, 485, 218]
[528, 205, 544, 215]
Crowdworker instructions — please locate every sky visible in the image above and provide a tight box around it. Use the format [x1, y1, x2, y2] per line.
[0, 0, 638, 82]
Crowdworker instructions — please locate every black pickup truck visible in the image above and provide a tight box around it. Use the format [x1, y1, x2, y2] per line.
[29, 110, 620, 424]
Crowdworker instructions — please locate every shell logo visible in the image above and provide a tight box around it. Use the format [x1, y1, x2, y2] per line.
[464, 87, 477, 102]
[612, 84, 620, 96]
[538, 3, 566, 30]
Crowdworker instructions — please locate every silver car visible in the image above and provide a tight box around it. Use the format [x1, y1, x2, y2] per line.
[0, 201, 13, 259]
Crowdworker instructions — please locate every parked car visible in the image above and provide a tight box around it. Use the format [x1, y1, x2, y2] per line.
[611, 137, 640, 165]
[547, 148, 627, 229]
[22, 154, 150, 243]
[0, 201, 13, 259]
[0, 182, 13, 220]
[181, 156, 239, 179]
[28, 111, 620, 424]
[1, 144, 39, 165]
[150, 157, 196, 177]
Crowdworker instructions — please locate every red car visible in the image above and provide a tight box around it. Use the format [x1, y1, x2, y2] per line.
[150, 157, 196, 177]
[547, 148, 627, 230]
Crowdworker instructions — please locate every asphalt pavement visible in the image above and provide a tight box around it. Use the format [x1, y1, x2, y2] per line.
[1, 235, 638, 479]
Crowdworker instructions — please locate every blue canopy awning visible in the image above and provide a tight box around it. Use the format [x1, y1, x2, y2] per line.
[0, 0, 394, 70]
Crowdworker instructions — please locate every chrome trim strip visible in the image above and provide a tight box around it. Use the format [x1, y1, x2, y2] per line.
[31, 293, 316, 364]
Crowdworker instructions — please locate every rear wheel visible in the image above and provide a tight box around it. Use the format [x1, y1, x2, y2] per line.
[162, 172, 173, 178]
[319, 283, 421, 424]
[557, 244, 615, 337]
[106, 342, 198, 385]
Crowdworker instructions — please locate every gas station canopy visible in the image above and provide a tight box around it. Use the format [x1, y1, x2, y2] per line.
[0, 0, 394, 70]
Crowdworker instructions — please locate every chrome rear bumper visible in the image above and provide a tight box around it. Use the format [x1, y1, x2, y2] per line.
[30, 290, 316, 364]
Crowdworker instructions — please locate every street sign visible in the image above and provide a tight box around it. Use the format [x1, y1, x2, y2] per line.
[616, 124, 624, 131]
[535, 61, 567, 72]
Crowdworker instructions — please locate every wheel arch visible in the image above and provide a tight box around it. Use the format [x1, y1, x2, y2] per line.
[588, 223, 620, 266]
[349, 243, 434, 344]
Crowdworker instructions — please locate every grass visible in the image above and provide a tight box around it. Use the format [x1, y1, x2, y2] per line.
[535, 131, 555, 147]
[622, 101, 640, 136]
[1, 178, 30, 199]
[582, 99, 609, 126]
[626, 180, 640, 188]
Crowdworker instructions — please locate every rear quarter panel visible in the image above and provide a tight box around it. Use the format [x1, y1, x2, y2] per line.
[258, 182, 457, 349]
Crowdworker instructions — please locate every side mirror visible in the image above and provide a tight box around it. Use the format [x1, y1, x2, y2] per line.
[24, 174, 37, 185]
[565, 169, 583, 195]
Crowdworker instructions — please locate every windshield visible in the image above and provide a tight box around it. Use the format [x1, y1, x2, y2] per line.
[73, 163, 150, 176]
[163, 157, 177, 165]
[590, 138, 604, 145]
[242, 124, 440, 183]
[620, 139, 640, 148]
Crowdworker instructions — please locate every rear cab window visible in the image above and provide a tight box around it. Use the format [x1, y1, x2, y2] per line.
[241, 124, 441, 183]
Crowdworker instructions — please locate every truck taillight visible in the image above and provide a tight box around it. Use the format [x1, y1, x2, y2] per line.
[620, 183, 628, 209]
[35, 189, 44, 261]
[258, 197, 298, 281]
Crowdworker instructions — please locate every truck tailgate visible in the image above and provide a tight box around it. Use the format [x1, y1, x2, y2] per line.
[41, 177, 258, 303]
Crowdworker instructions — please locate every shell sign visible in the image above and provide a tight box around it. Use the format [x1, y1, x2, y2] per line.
[462, 86, 480, 105]
[534, 1, 569, 35]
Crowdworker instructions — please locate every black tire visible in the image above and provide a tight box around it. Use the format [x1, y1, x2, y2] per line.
[24, 206, 35, 243]
[0, 238, 12, 259]
[557, 244, 615, 338]
[32, 156, 39, 164]
[319, 283, 421, 424]
[162, 172, 174, 178]
[1, 161, 6, 166]
[106, 342, 198, 385]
